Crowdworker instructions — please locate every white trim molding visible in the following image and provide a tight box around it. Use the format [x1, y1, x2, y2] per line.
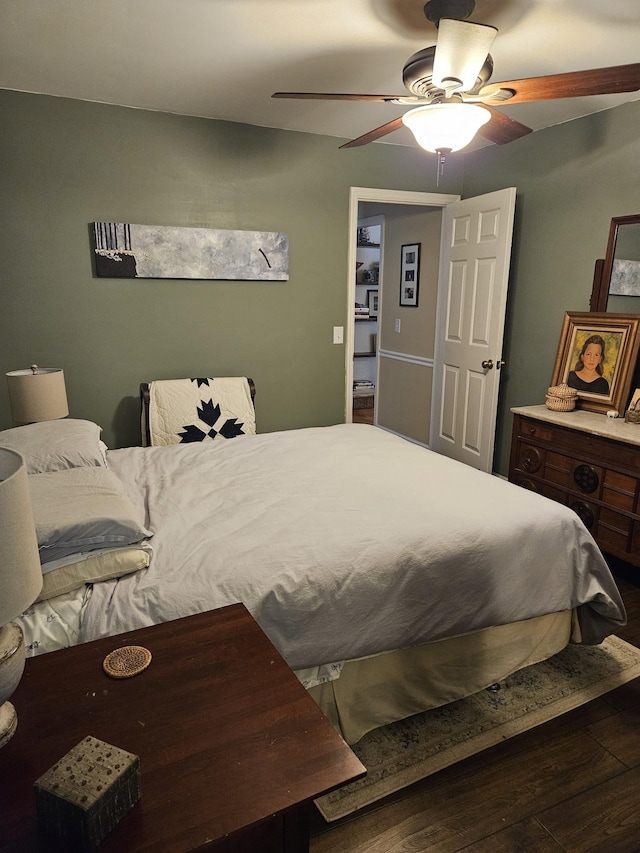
[378, 349, 434, 368]
[376, 423, 430, 450]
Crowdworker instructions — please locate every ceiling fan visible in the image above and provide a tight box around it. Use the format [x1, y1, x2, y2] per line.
[272, 0, 640, 154]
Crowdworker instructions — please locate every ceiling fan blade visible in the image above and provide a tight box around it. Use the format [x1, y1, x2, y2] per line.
[272, 92, 406, 102]
[476, 106, 532, 145]
[339, 117, 405, 149]
[479, 63, 640, 104]
[433, 18, 497, 93]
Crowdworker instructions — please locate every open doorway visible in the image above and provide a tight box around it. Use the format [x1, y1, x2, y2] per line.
[346, 186, 517, 473]
[346, 188, 460, 442]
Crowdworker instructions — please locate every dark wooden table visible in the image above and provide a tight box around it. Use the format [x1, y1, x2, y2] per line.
[0, 604, 365, 852]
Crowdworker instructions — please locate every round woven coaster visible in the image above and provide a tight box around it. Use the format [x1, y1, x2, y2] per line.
[103, 645, 152, 679]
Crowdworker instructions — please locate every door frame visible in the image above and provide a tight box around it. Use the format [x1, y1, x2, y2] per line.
[345, 187, 460, 422]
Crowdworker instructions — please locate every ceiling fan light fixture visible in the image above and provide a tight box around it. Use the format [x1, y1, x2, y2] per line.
[402, 103, 490, 152]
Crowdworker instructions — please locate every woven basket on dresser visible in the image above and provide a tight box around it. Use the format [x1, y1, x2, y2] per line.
[545, 383, 578, 412]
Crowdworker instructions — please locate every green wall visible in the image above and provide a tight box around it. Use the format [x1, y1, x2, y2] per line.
[3, 88, 640, 470]
[0, 90, 463, 447]
[463, 99, 640, 474]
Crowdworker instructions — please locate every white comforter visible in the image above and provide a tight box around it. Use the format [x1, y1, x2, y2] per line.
[80, 424, 625, 668]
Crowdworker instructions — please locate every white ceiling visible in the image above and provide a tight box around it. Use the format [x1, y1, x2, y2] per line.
[2, 0, 640, 151]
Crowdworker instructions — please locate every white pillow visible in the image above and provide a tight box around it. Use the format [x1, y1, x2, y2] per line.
[0, 419, 106, 473]
[37, 544, 153, 601]
[29, 467, 152, 563]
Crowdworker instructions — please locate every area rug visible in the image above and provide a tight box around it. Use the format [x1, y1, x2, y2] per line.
[315, 635, 640, 822]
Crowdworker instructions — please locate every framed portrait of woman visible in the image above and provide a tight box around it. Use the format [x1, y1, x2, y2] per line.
[550, 312, 640, 415]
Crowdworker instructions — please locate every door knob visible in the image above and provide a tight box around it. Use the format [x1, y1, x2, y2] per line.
[481, 359, 494, 369]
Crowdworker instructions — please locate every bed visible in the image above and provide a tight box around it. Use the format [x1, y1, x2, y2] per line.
[4, 415, 626, 745]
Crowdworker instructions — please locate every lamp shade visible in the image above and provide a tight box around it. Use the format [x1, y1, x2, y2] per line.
[0, 448, 42, 625]
[6, 366, 69, 425]
[402, 103, 491, 153]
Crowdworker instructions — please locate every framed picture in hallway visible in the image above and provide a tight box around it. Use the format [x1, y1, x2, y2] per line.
[400, 243, 420, 307]
[367, 288, 379, 319]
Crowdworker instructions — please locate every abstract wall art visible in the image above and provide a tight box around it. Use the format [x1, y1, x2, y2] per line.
[91, 222, 289, 280]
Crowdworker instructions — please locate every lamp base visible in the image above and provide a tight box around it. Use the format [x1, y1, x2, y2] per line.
[0, 622, 27, 749]
[0, 700, 18, 748]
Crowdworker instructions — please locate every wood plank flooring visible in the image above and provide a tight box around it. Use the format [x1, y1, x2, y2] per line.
[352, 405, 374, 425]
[310, 562, 640, 853]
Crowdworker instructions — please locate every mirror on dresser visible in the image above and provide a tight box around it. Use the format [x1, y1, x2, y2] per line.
[591, 214, 640, 313]
[590, 214, 640, 413]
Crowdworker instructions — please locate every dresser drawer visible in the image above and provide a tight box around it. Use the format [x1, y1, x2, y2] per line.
[542, 453, 603, 498]
[540, 482, 569, 505]
[543, 456, 572, 489]
[517, 420, 555, 443]
[602, 470, 637, 512]
[515, 415, 640, 475]
[599, 503, 632, 530]
[509, 411, 640, 569]
[598, 507, 632, 553]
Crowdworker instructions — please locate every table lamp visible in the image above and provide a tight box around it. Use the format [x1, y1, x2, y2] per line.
[0, 447, 43, 748]
[6, 365, 69, 425]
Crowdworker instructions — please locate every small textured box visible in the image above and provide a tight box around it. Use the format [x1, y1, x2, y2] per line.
[34, 735, 141, 850]
[545, 383, 578, 412]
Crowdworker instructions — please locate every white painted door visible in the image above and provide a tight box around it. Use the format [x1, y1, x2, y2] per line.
[430, 187, 516, 472]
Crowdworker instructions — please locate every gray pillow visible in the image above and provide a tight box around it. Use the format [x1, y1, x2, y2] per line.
[29, 467, 152, 564]
[0, 419, 106, 474]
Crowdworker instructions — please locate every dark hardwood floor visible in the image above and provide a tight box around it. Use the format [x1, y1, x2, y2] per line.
[352, 405, 374, 425]
[310, 562, 640, 853]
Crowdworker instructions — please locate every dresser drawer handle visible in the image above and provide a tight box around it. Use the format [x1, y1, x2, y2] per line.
[569, 500, 595, 530]
[574, 464, 599, 494]
[528, 427, 536, 435]
[520, 447, 542, 474]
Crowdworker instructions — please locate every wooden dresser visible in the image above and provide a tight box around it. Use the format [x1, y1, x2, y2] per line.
[509, 405, 640, 568]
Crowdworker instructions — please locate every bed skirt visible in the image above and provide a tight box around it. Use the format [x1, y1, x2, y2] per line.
[307, 610, 574, 745]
